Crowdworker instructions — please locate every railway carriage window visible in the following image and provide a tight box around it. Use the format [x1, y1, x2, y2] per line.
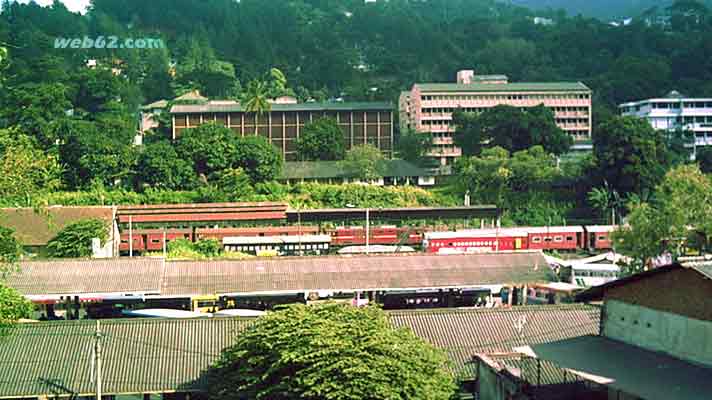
[598, 236, 607, 241]
[566, 236, 574, 241]
[544, 237, 553, 242]
[532, 237, 542, 243]
[554, 236, 563, 242]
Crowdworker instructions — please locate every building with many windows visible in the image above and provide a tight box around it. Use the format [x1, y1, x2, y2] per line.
[170, 99, 394, 161]
[400, 70, 593, 166]
[619, 91, 712, 152]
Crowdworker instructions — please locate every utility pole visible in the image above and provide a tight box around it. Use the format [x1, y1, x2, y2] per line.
[94, 320, 103, 400]
[365, 208, 370, 255]
[128, 216, 133, 258]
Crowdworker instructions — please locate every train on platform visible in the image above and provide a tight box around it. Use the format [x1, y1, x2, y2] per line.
[119, 224, 617, 255]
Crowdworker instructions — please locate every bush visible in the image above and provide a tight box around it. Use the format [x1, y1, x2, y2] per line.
[209, 303, 455, 400]
[46, 219, 108, 258]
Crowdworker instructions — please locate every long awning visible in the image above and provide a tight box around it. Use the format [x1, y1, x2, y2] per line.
[515, 335, 712, 400]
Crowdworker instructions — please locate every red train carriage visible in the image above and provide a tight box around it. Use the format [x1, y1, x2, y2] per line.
[328, 226, 424, 246]
[526, 226, 584, 251]
[119, 229, 193, 252]
[423, 229, 529, 254]
[196, 226, 319, 241]
[584, 225, 616, 250]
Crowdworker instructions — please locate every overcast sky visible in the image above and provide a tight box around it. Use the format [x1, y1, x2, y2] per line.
[15, 0, 90, 14]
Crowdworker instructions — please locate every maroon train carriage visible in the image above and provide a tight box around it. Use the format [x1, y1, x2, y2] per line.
[526, 226, 584, 251]
[328, 226, 424, 246]
[423, 228, 529, 254]
[584, 225, 616, 250]
[119, 229, 193, 252]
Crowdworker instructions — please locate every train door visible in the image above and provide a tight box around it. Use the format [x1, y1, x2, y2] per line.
[515, 238, 522, 250]
[192, 295, 220, 313]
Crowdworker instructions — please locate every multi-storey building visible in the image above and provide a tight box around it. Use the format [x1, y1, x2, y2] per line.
[170, 100, 394, 161]
[619, 91, 712, 152]
[400, 70, 593, 166]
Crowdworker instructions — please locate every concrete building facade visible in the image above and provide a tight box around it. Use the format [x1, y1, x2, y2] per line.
[619, 91, 712, 152]
[170, 101, 394, 161]
[400, 70, 593, 166]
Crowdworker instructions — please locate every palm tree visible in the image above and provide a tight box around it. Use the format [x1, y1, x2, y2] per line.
[240, 79, 271, 135]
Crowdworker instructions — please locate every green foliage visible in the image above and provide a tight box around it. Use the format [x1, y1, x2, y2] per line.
[240, 79, 271, 134]
[453, 105, 572, 157]
[59, 119, 136, 188]
[233, 136, 283, 183]
[592, 116, 678, 195]
[0, 283, 33, 325]
[193, 239, 223, 258]
[46, 219, 108, 258]
[0, 128, 63, 206]
[341, 144, 386, 181]
[209, 303, 455, 400]
[215, 168, 255, 199]
[295, 117, 346, 161]
[162, 238, 249, 260]
[396, 129, 436, 167]
[177, 123, 282, 182]
[176, 122, 239, 177]
[0, 226, 21, 272]
[698, 146, 712, 174]
[136, 140, 195, 190]
[613, 164, 712, 269]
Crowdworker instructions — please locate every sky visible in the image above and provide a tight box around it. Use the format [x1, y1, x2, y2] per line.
[14, 0, 90, 14]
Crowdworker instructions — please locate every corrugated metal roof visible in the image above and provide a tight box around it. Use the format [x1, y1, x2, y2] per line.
[415, 82, 590, 93]
[9, 258, 164, 296]
[171, 101, 393, 114]
[0, 318, 251, 398]
[161, 252, 550, 296]
[389, 304, 600, 378]
[8, 253, 549, 298]
[0, 207, 115, 246]
[0, 305, 599, 398]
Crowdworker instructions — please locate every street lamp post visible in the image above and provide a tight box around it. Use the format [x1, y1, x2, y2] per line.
[365, 208, 370, 255]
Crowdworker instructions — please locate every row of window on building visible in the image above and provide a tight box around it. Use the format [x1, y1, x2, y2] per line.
[421, 118, 588, 127]
[421, 106, 589, 115]
[622, 101, 712, 112]
[421, 93, 590, 101]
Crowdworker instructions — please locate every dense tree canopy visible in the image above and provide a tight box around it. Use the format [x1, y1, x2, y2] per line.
[341, 144, 386, 181]
[136, 140, 195, 190]
[396, 129, 436, 167]
[209, 303, 455, 400]
[453, 105, 572, 156]
[592, 116, 680, 195]
[613, 164, 712, 272]
[0, 226, 21, 269]
[295, 117, 346, 161]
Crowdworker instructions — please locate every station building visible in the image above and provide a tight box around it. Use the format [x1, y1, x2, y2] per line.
[400, 70, 593, 166]
[169, 98, 394, 161]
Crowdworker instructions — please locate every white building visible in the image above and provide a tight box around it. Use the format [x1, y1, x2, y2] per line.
[619, 91, 712, 151]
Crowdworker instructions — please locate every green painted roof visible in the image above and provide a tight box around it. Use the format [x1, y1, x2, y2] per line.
[171, 101, 393, 114]
[279, 160, 432, 180]
[415, 82, 590, 93]
[0, 304, 599, 398]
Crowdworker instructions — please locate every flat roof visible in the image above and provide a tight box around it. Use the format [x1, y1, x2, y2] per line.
[415, 82, 590, 93]
[171, 101, 393, 114]
[516, 335, 712, 400]
[619, 98, 712, 107]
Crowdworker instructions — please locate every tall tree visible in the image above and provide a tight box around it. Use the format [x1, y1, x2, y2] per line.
[46, 219, 108, 258]
[593, 116, 675, 195]
[341, 144, 386, 181]
[240, 80, 271, 135]
[397, 129, 436, 167]
[0, 128, 63, 206]
[209, 303, 455, 400]
[295, 117, 346, 161]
